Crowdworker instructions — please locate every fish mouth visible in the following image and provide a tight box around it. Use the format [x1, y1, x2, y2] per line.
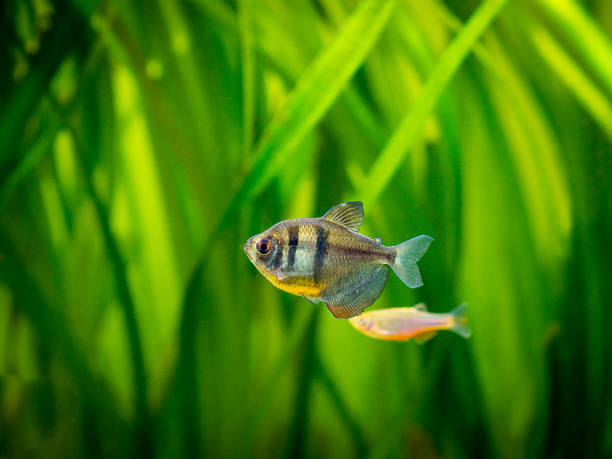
[349, 316, 373, 330]
[244, 237, 255, 262]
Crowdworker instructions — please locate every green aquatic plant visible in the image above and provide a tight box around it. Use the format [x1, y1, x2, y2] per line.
[1, 0, 611, 458]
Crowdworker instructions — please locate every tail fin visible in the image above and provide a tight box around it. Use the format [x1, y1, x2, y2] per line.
[450, 303, 470, 339]
[390, 235, 433, 288]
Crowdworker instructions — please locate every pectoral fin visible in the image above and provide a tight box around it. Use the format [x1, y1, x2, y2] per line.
[322, 265, 388, 318]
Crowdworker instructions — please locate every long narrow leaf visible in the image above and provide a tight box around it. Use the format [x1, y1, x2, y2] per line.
[176, 1, 397, 433]
[537, 0, 612, 98]
[0, 0, 95, 171]
[73, 131, 152, 456]
[239, 0, 256, 156]
[220, 0, 396, 224]
[175, 5, 396, 447]
[531, 27, 612, 139]
[358, 0, 508, 204]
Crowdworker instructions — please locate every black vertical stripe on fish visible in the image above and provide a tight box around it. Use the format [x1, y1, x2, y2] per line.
[287, 225, 299, 271]
[266, 245, 283, 270]
[314, 225, 329, 285]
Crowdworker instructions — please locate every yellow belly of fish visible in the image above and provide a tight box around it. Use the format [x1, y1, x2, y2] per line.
[368, 324, 446, 342]
[264, 272, 323, 297]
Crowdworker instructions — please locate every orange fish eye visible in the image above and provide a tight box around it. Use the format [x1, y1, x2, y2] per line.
[256, 238, 273, 255]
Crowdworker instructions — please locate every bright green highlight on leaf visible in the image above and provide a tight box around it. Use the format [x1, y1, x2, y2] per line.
[225, 0, 396, 220]
[360, 0, 508, 205]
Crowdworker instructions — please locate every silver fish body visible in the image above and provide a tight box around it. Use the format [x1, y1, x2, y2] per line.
[244, 202, 433, 318]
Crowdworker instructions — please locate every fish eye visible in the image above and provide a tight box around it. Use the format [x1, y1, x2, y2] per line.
[256, 238, 273, 255]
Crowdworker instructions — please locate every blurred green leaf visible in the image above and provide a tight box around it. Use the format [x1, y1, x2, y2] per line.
[74, 131, 152, 456]
[0, 0, 95, 174]
[239, 0, 256, 156]
[537, 0, 612, 97]
[358, 0, 508, 204]
[2, 0, 612, 457]
[221, 0, 396, 223]
[0, 231, 129, 454]
[531, 26, 612, 138]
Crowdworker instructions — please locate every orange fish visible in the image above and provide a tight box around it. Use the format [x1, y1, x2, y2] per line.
[349, 303, 470, 342]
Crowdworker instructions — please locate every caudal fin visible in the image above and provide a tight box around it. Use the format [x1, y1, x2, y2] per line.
[390, 235, 433, 288]
[450, 303, 470, 338]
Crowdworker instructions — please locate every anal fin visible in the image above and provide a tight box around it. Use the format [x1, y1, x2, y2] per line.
[325, 302, 358, 319]
[414, 331, 438, 344]
[322, 265, 389, 319]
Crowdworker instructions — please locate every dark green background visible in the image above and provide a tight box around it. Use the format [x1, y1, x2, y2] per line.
[1, 0, 611, 457]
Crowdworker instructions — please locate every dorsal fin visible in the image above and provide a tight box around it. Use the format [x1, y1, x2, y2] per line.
[322, 201, 364, 232]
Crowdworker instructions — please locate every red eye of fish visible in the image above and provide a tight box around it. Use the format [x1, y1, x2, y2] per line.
[256, 238, 272, 255]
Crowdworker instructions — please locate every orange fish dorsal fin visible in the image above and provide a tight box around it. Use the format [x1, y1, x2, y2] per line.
[322, 202, 364, 233]
[414, 331, 438, 344]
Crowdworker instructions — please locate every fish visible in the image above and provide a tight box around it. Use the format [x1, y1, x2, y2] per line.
[243, 201, 433, 318]
[348, 303, 470, 342]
